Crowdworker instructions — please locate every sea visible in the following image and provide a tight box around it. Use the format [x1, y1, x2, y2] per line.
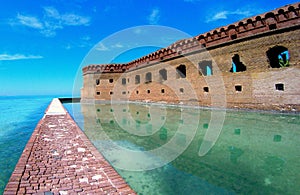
[1, 96, 299, 194]
[0, 95, 58, 194]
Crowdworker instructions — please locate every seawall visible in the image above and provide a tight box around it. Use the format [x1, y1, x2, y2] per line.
[4, 98, 135, 195]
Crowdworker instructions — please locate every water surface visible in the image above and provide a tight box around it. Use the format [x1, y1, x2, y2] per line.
[0, 96, 54, 194]
[65, 103, 300, 195]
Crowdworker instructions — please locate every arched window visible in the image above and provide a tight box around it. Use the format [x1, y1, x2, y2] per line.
[135, 75, 140, 84]
[230, 54, 246, 72]
[199, 60, 213, 76]
[176, 65, 186, 78]
[145, 72, 152, 83]
[266, 46, 289, 68]
[96, 79, 100, 85]
[122, 78, 126, 85]
[159, 69, 167, 81]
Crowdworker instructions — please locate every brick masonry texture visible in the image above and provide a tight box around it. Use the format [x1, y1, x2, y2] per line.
[4, 100, 136, 195]
[81, 3, 300, 112]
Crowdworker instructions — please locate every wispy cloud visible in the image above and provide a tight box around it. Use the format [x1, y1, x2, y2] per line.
[64, 35, 93, 50]
[111, 43, 124, 48]
[95, 43, 109, 51]
[12, 7, 90, 37]
[206, 9, 255, 23]
[16, 14, 43, 29]
[44, 7, 90, 26]
[148, 8, 160, 24]
[0, 54, 43, 61]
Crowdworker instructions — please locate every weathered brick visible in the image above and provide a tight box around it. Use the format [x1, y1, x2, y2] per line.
[4, 100, 136, 195]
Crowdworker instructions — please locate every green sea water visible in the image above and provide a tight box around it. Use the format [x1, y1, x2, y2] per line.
[65, 102, 300, 195]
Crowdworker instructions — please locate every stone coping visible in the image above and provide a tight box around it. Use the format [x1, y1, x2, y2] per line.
[4, 98, 136, 195]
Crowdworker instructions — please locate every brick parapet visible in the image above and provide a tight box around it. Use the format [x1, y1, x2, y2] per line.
[82, 2, 300, 74]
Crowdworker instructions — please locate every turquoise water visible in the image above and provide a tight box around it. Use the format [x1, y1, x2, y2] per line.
[65, 103, 300, 195]
[0, 96, 54, 194]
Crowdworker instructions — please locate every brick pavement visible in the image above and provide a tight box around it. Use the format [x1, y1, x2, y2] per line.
[4, 99, 136, 195]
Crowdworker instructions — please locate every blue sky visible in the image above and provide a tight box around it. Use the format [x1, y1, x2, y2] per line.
[0, 0, 297, 96]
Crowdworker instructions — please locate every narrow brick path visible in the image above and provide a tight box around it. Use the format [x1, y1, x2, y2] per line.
[4, 99, 135, 195]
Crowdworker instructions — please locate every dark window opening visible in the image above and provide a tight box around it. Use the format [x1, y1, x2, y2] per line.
[96, 79, 100, 85]
[234, 128, 241, 135]
[122, 78, 126, 85]
[203, 87, 209, 92]
[147, 89, 151, 94]
[110, 91, 113, 95]
[266, 46, 289, 68]
[269, 24, 277, 30]
[135, 75, 140, 84]
[199, 61, 213, 76]
[159, 69, 167, 81]
[180, 88, 184, 93]
[110, 69, 114, 72]
[145, 72, 152, 83]
[273, 135, 281, 142]
[122, 91, 126, 95]
[127, 78, 130, 83]
[231, 34, 237, 40]
[235, 85, 242, 92]
[176, 65, 186, 78]
[161, 89, 165, 93]
[230, 54, 246, 72]
[136, 90, 139, 94]
[109, 79, 113, 83]
[275, 83, 284, 91]
[96, 91, 100, 95]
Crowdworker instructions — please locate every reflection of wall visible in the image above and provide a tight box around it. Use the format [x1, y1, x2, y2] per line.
[80, 103, 300, 194]
[82, 3, 300, 111]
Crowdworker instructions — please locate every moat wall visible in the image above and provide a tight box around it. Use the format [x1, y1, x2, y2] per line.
[82, 3, 300, 112]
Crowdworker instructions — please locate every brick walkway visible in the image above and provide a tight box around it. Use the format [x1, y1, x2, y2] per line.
[4, 99, 135, 195]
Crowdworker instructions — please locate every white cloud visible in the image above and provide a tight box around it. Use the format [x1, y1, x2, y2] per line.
[95, 43, 109, 51]
[206, 9, 254, 23]
[64, 36, 93, 50]
[0, 54, 43, 61]
[16, 14, 43, 29]
[13, 7, 90, 37]
[112, 43, 124, 48]
[148, 8, 160, 25]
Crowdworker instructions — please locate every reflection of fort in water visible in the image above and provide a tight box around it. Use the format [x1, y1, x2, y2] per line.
[82, 3, 300, 112]
[80, 103, 300, 194]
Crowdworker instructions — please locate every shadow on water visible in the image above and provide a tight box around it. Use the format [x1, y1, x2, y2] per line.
[65, 102, 300, 195]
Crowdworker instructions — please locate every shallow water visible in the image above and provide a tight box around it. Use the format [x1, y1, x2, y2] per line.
[0, 96, 53, 194]
[65, 103, 300, 195]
